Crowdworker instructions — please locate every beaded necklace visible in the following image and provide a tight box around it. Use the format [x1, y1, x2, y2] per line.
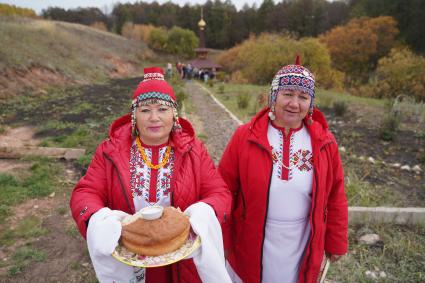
[135, 137, 172, 169]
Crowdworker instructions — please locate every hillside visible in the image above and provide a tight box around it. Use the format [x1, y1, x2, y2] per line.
[0, 16, 153, 99]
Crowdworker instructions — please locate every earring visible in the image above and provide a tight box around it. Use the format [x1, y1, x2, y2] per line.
[307, 109, 313, 125]
[268, 105, 275, 121]
[172, 108, 182, 131]
[131, 108, 138, 136]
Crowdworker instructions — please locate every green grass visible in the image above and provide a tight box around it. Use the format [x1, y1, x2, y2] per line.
[328, 224, 425, 282]
[338, 151, 410, 207]
[0, 158, 60, 223]
[7, 246, 46, 276]
[0, 216, 48, 246]
[205, 82, 388, 123]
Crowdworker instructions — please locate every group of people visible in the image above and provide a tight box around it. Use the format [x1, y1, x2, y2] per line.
[70, 57, 348, 283]
[175, 62, 215, 82]
[176, 62, 193, 79]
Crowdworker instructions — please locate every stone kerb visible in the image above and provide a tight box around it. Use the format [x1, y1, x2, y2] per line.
[349, 207, 425, 225]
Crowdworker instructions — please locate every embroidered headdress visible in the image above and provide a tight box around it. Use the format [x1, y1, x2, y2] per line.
[131, 67, 180, 135]
[268, 55, 316, 117]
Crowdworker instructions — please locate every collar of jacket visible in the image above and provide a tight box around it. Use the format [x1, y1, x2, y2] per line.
[105, 113, 195, 155]
[247, 107, 334, 150]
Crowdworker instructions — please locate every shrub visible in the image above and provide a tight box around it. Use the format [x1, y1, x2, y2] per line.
[90, 21, 107, 32]
[165, 26, 198, 58]
[333, 101, 348, 117]
[371, 47, 425, 101]
[218, 33, 342, 89]
[237, 93, 250, 109]
[175, 90, 187, 114]
[379, 97, 401, 141]
[218, 84, 225, 94]
[148, 27, 168, 51]
[147, 26, 198, 58]
[122, 23, 154, 42]
[0, 3, 37, 17]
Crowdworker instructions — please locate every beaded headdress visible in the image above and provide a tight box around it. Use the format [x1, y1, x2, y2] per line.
[131, 67, 180, 135]
[268, 55, 315, 111]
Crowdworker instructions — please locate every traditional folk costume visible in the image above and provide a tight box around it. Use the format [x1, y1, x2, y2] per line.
[220, 60, 348, 283]
[70, 67, 232, 283]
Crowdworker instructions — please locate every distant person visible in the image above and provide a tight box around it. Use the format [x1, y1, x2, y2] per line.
[70, 67, 232, 283]
[203, 71, 209, 83]
[166, 62, 172, 79]
[219, 56, 348, 282]
[176, 62, 182, 78]
[182, 64, 187, 79]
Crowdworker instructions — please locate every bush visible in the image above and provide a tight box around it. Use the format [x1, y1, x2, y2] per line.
[165, 26, 198, 58]
[147, 26, 198, 58]
[122, 23, 154, 42]
[175, 90, 187, 114]
[379, 98, 401, 141]
[218, 84, 225, 94]
[333, 101, 348, 117]
[218, 33, 342, 89]
[148, 27, 168, 51]
[371, 47, 425, 101]
[237, 93, 250, 109]
[0, 3, 37, 17]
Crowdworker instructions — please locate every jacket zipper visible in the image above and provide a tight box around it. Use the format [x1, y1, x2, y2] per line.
[103, 153, 133, 213]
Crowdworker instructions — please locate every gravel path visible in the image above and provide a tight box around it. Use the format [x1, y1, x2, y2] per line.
[184, 81, 241, 164]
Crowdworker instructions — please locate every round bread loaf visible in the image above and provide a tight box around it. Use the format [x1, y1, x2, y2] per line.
[120, 207, 190, 256]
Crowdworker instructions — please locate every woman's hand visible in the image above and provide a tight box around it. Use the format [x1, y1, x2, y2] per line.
[326, 252, 344, 262]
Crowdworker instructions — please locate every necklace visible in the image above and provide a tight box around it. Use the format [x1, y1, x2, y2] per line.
[272, 150, 296, 170]
[136, 137, 172, 169]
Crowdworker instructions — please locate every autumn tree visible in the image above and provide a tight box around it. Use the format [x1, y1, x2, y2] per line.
[218, 33, 343, 89]
[0, 3, 37, 17]
[319, 16, 398, 84]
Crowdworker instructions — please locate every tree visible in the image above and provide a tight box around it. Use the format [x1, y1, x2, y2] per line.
[319, 16, 399, 84]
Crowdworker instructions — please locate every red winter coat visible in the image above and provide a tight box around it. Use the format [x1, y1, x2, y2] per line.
[219, 107, 348, 283]
[70, 114, 231, 283]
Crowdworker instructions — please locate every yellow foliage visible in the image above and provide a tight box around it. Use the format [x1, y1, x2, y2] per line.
[0, 4, 37, 18]
[319, 16, 399, 84]
[372, 47, 425, 101]
[218, 33, 342, 89]
[90, 21, 107, 32]
[122, 23, 155, 43]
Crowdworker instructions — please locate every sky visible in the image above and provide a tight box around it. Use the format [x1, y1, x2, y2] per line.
[1, 0, 264, 14]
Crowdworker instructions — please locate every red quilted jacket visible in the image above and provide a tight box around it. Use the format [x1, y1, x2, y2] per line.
[70, 113, 231, 283]
[219, 107, 348, 283]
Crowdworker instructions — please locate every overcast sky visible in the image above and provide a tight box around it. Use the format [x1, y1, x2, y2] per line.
[1, 0, 264, 14]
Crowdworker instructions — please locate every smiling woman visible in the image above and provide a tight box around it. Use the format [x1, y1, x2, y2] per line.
[219, 56, 348, 283]
[70, 67, 231, 283]
[135, 103, 174, 145]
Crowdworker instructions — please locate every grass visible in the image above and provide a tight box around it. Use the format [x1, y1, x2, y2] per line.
[0, 158, 61, 223]
[7, 246, 46, 276]
[0, 216, 48, 246]
[328, 224, 425, 282]
[337, 155, 406, 206]
[0, 16, 149, 82]
[206, 82, 388, 123]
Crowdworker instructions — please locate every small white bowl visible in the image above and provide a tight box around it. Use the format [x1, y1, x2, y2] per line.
[140, 206, 164, 220]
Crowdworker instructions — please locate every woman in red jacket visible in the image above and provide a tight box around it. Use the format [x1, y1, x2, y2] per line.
[70, 67, 231, 283]
[219, 57, 348, 283]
